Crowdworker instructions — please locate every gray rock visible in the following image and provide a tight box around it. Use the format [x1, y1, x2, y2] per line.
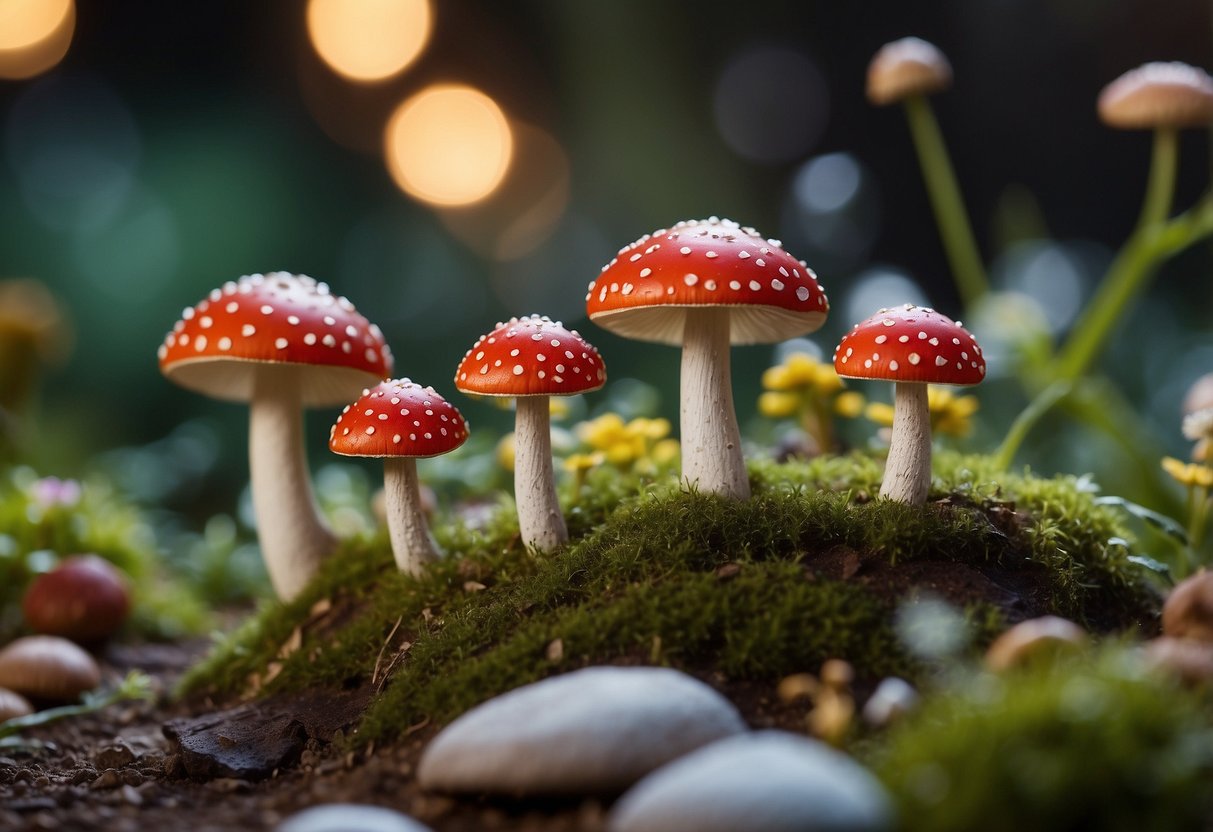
[608, 731, 895, 832]
[418, 666, 746, 795]
[275, 804, 433, 832]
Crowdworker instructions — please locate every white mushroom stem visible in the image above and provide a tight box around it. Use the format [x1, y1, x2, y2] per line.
[881, 381, 932, 505]
[680, 307, 749, 500]
[249, 367, 337, 600]
[383, 457, 440, 575]
[514, 395, 568, 550]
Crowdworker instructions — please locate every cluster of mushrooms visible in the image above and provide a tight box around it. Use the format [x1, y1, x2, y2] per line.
[157, 214, 986, 601]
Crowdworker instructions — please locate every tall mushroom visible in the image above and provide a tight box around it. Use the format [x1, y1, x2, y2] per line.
[159, 272, 393, 600]
[588, 217, 828, 500]
[834, 305, 985, 505]
[454, 315, 605, 550]
[329, 378, 468, 575]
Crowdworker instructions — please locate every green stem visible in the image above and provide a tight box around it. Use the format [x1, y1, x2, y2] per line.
[991, 380, 1072, 471]
[1053, 129, 1183, 381]
[903, 95, 990, 308]
[1190, 484, 1209, 552]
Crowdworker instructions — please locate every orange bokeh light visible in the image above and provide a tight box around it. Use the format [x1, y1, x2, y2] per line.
[307, 0, 431, 84]
[384, 84, 514, 208]
[0, 0, 74, 80]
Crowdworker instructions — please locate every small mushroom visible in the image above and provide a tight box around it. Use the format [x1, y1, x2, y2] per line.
[1162, 570, 1213, 643]
[1141, 637, 1213, 686]
[834, 305, 985, 505]
[861, 677, 919, 728]
[0, 687, 33, 722]
[0, 635, 101, 701]
[984, 616, 1087, 672]
[454, 315, 606, 550]
[588, 218, 828, 500]
[1098, 62, 1213, 130]
[329, 379, 469, 575]
[22, 555, 130, 643]
[866, 37, 952, 106]
[159, 273, 394, 600]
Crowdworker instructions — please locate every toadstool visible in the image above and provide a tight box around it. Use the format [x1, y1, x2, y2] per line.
[588, 217, 827, 500]
[159, 272, 393, 600]
[834, 305, 985, 505]
[329, 379, 469, 575]
[1098, 61, 1213, 131]
[865, 37, 952, 106]
[454, 315, 605, 550]
[984, 616, 1087, 673]
[22, 554, 130, 643]
[1162, 569, 1213, 643]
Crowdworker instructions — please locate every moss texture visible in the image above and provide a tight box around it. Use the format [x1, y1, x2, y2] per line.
[873, 646, 1213, 832]
[180, 451, 1160, 748]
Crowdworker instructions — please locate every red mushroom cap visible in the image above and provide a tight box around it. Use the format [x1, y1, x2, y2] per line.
[454, 315, 606, 397]
[586, 217, 828, 346]
[833, 304, 985, 385]
[330, 379, 469, 459]
[159, 272, 394, 406]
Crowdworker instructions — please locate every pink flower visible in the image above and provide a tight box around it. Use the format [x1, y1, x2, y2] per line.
[30, 477, 82, 509]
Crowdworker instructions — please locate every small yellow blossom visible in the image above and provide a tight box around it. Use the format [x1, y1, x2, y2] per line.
[496, 433, 516, 471]
[864, 387, 978, 437]
[563, 451, 606, 474]
[1163, 456, 1213, 488]
[865, 401, 895, 427]
[576, 413, 628, 450]
[759, 391, 801, 419]
[627, 417, 671, 441]
[651, 438, 680, 465]
[834, 391, 866, 418]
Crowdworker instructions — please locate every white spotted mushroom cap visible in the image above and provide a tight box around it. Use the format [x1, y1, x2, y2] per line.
[454, 315, 606, 397]
[586, 217, 828, 346]
[329, 379, 468, 459]
[158, 272, 393, 406]
[833, 304, 985, 385]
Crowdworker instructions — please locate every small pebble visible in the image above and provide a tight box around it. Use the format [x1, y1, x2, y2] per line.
[275, 803, 434, 832]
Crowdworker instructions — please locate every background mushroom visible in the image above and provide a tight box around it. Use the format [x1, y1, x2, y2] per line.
[0, 635, 100, 702]
[834, 305, 985, 505]
[454, 315, 605, 550]
[159, 272, 393, 600]
[588, 217, 828, 500]
[330, 378, 469, 575]
[22, 555, 130, 643]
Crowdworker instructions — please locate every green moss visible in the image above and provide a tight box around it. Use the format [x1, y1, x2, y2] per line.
[872, 647, 1213, 832]
[180, 451, 1160, 749]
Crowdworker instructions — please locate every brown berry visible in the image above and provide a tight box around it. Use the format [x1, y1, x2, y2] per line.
[23, 555, 131, 643]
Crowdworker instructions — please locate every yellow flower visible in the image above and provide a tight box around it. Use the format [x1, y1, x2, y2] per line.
[834, 391, 865, 419]
[1163, 456, 1213, 488]
[762, 364, 796, 391]
[576, 413, 628, 450]
[759, 391, 801, 419]
[563, 451, 606, 473]
[865, 401, 895, 427]
[626, 417, 671, 441]
[496, 433, 516, 471]
[605, 437, 644, 467]
[810, 363, 844, 396]
[651, 438, 680, 465]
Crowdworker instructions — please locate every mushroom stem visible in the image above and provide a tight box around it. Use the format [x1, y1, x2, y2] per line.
[383, 457, 440, 575]
[514, 395, 568, 549]
[881, 381, 932, 505]
[249, 367, 337, 600]
[680, 307, 749, 500]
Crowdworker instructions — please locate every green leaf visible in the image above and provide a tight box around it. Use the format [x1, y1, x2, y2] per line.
[1095, 495, 1189, 544]
[1125, 553, 1174, 584]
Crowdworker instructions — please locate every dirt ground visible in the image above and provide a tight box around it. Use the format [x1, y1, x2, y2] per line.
[0, 639, 810, 832]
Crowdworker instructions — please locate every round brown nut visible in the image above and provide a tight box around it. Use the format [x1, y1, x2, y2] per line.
[0, 635, 101, 701]
[23, 555, 131, 643]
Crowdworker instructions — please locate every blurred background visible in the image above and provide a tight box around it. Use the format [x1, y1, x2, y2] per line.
[2, 0, 1213, 525]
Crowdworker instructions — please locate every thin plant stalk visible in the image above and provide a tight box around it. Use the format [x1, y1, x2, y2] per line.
[903, 95, 990, 308]
[991, 380, 1072, 471]
[1053, 128, 1179, 381]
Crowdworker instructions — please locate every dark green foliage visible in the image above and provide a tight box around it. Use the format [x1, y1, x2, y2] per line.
[180, 452, 1160, 749]
[873, 647, 1213, 832]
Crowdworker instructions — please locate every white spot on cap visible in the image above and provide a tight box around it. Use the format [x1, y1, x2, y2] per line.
[393, 434, 401, 443]
[889, 360, 899, 371]
[260, 305, 274, 315]
[226, 302, 238, 313]
[513, 365, 524, 375]
[874, 335, 887, 344]
[908, 353, 920, 365]
[706, 251, 718, 259]
[287, 315, 300, 325]
[275, 338, 288, 349]
[771, 279, 784, 291]
[199, 316, 213, 329]
[935, 356, 948, 367]
[680, 246, 691, 255]
[323, 334, 337, 347]
[182, 307, 195, 320]
[304, 333, 317, 345]
[796, 286, 810, 301]
[738, 251, 750, 259]
[684, 273, 698, 286]
[366, 426, 375, 435]
[730, 280, 742, 290]
[639, 268, 651, 278]
[242, 324, 256, 337]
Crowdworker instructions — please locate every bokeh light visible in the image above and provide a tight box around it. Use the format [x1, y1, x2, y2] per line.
[307, 0, 431, 83]
[993, 240, 1096, 335]
[384, 84, 513, 207]
[842, 266, 930, 326]
[713, 45, 828, 164]
[439, 121, 571, 261]
[0, 0, 73, 80]
[5, 73, 140, 232]
[782, 151, 880, 275]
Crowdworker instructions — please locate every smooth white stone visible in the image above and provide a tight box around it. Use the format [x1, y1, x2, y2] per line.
[609, 731, 894, 832]
[275, 803, 432, 832]
[418, 666, 746, 795]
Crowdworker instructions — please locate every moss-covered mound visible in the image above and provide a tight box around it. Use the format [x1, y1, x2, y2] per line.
[873, 647, 1213, 832]
[180, 452, 1160, 748]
